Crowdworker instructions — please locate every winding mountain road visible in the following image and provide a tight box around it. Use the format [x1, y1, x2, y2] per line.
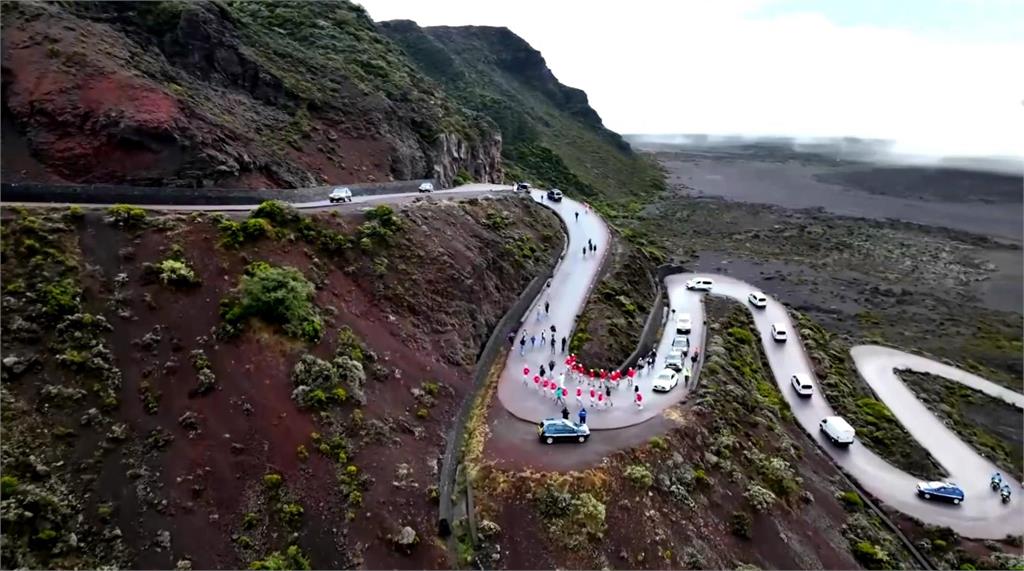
[496, 193, 1023, 539]
[8, 181, 1022, 538]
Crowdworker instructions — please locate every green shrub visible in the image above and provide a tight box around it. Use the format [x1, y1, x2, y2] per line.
[251, 200, 299, 226]
[43, 278, 82, 318]
[335, 326, 366, 362]
[242, 217, 275, 240]
[852, 541, 892, 570]
[624, 464, 653, 488]
[1, 475, 19, 496]
[730, 511, 752, 539]
[838, 490, 864, 510]
[64, 205, 85, 221]
[278, 502, 304, 526]
[242, 512, 259, 530]
[107, 204, 147, 228]
[648, 436, 669, 451]
[249, 545, 311, 570]
[263, 473, 283, 490]
[296, 444, 309, 461]
[422, 381, 440, 397]
[416, 407, 429, 419]
[220, 262, 323, 341]
[453, 169, 472, 186]
[347, 490, 363, 506]
[745, 484, 777, 512]
[156, 258, 201, 287]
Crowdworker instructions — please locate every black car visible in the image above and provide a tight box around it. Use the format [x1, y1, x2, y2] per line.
[538, 418, 590, 444]
[546, 189, 564, 202]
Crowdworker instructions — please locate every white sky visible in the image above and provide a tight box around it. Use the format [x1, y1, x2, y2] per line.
[358, 0, 1024, 160]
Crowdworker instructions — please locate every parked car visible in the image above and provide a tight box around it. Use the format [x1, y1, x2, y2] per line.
[748, 291, 768, 308]
[538, 418, 590, 444]
[329, 187, 352, 203]
[652, 369, 679, 392]
[675, 313, 693, 334]
[671, 335, 690, 355]
[819, 416, 855, 446]
[547, 189, 564, 202]
[916, 481, 965, 505]
[685, 277, 714, 291]
[771, 323, 788, 342]
[665, 348, 685, 372]
[790, 373, 813, 397]
[418, 182, 434, 193]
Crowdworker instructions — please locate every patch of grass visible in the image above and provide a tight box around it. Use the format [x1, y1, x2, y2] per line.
[263, 473, 283, 490]
[534, 485, 606, 550]
[154, 258, 201, 287]
[900, 369, 1023, 479]
[838, 490, 865, 510]
[220, 262, 323, 342]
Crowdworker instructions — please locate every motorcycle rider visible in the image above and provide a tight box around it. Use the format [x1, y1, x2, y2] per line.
[992, 472, 1004, 489]
[1001, 482, 1012, 502]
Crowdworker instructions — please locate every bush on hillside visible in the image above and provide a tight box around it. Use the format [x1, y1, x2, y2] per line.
[220, 262, 323, 341]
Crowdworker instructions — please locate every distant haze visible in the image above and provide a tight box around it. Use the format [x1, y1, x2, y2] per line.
[626, 134, 1023, 176]
[360, 0, 1024, 163]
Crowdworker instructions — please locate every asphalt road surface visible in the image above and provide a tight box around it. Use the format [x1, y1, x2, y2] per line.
[669, 273, 1024, 539]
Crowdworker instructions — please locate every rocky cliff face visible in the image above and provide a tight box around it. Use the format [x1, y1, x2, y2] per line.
[1, 1, 502, 189]
[380, 20, 662, 202]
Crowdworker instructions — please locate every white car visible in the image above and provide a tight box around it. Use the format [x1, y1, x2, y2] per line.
[418, 182, 434, 193]
[771, 323, 787, 343]
[328, 187, 352, 203]
[675, 313, 692, 334]
[671, 335, 690, 355]
[791, 374, 813, 397]
[665, 349, 685, 372]
[748, 292, 767, 308]
[685, 277, 714, 291]
[820, 416, 855, 446]
[652, 369, 679, 392]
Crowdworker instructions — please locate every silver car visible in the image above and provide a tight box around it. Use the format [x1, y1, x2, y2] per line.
[329, 187, 352, 203]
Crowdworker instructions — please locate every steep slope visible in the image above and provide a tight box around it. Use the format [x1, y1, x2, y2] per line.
[0, 196, 560, 569]
[1, 1, 501, 189]
[379, 21, 665, 204]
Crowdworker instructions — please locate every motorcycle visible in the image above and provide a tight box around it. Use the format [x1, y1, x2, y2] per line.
[991, 478, 1003, 491]
[1001, 488, 1012, 504]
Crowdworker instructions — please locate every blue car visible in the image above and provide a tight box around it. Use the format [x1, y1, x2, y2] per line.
[538, 418, 590, 445]
[916, 481, 965, 505]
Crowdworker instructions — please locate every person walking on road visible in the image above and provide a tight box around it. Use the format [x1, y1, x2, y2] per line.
[539, 364, 547, 378]
[550, 337, 556, 354]
[507, 330, 515, 346]
[548, 359, 556, 373]
[544, 300, 550, 315]
[597, 392, 605, 409]
[578, 407, 587, 425]
[575, 211, 579, 222]
[605, 386, 613, 407]
[519, 335, 526, 356]
[561, 405, 570, 420]
[582, 245, 587, 258]
[540, 331, 547, 347]
[550, 324, 556, 335]
[575, 385, 583, 406]
[561, 336, 567, 353]
[589, 387, 596, 407]
[530, 334, 537, 350]
[635, 390, 644, 410]
[556, 388, 565, 407]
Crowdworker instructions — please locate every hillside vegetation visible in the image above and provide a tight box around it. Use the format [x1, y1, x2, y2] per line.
[379, 21, 665, 206]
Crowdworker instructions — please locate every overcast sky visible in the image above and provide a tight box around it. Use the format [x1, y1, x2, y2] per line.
[358, 0, 1023, 160]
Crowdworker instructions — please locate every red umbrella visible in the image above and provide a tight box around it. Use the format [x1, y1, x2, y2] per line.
[523, 367, 530, 376]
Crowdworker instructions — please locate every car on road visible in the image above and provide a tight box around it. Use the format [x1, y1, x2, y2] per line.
[675, 313, 693, 334]
[538, 418, 590, 444]
[771, 323, 788, 342]
[748, 291, 768, 308]
[652, 369, 679, 392]
[515, 182, 531, 192]
[916, 481, 965, 505]
[329, 187, 352, 203]
[665, 348, 685, 372]
[685, 277, 714, 291]
[790, 373, 813, 397]
[547, 189, 564, 202]
[819, 416, 855, 446]
[671, 335, 690, 355]
[418, 182, 434, 193]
